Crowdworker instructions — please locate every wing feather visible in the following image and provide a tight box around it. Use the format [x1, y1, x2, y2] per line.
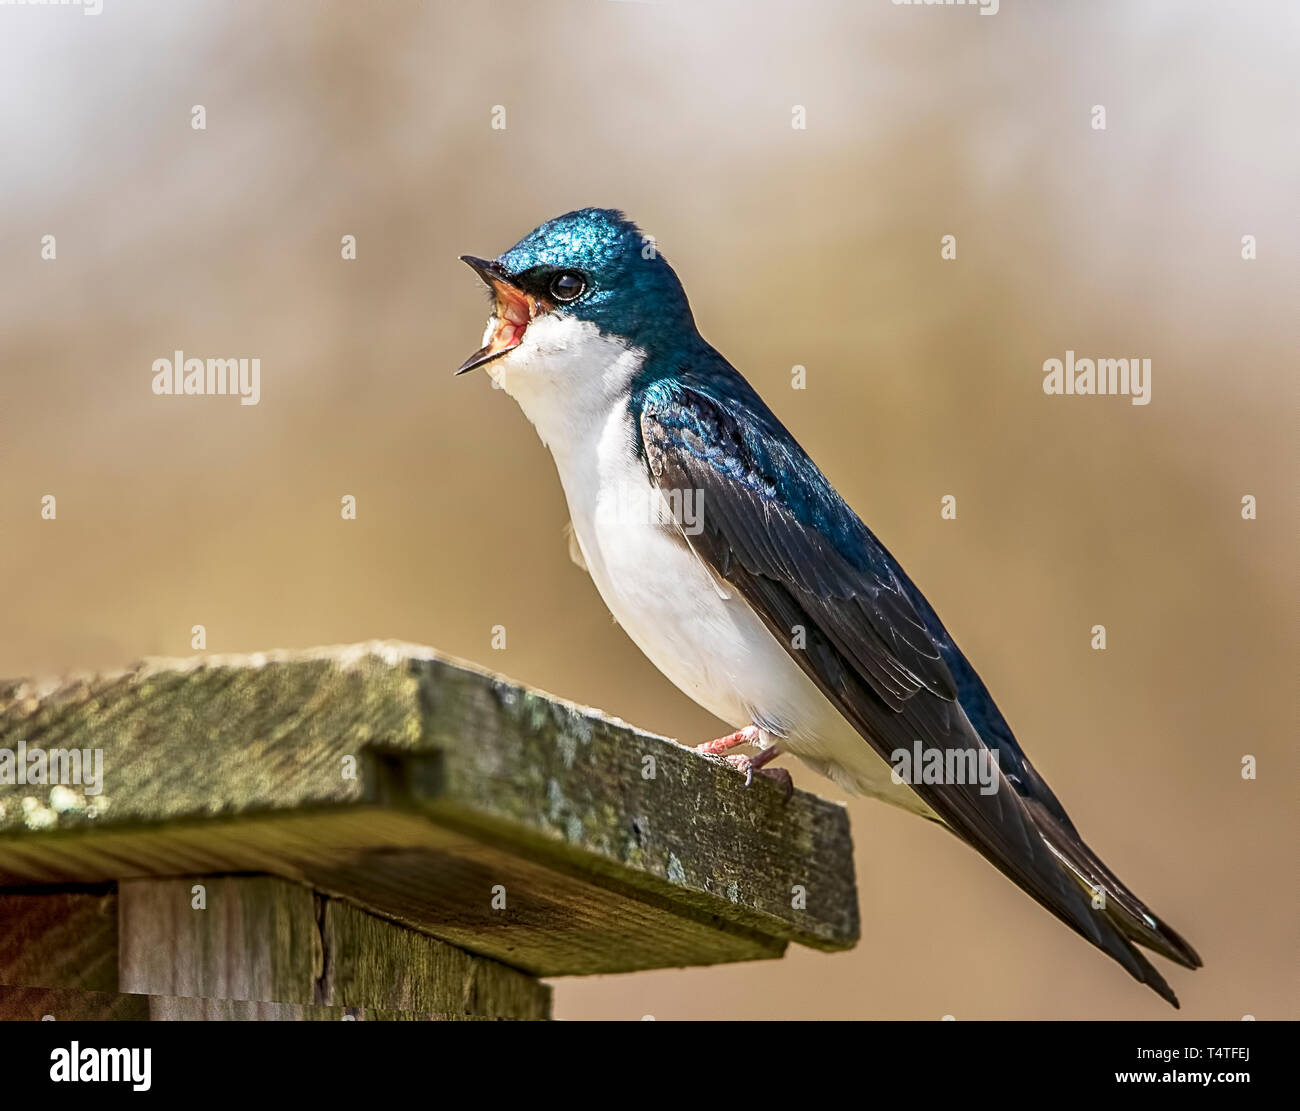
[638, 379, 1189, 1004]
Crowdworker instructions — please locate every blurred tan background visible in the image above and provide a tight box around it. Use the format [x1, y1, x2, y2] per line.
[0, 0, 1295, 1019]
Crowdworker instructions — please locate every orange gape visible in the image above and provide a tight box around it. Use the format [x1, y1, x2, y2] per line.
[483, 281, 547, 360]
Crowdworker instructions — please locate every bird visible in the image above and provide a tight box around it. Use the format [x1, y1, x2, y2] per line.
[456, 207, 1201, 1007]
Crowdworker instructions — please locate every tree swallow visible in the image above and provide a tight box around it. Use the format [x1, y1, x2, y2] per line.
[457, 208, 1201, 1007]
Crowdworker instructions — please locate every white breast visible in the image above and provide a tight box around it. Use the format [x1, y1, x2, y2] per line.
[567, 400, 802, 734]
[486, 313, 932, 813]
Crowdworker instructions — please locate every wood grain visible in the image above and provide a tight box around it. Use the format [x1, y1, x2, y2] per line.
[0, 643, 858, 976]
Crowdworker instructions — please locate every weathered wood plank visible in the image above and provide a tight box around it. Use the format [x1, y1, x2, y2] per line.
[413, 656, 857, 950]
[0, 985, 492, 1021]
[115, 874, 549, 1018]
[119, 876, 319, 1005]
[145, 997, 494, 1021]
[319, 896, 549, 1018]
[0, 811, 787, 974]
[0, 984, 149, 1021]
[0, 889, 118, 991]
[0, 643, 858, 974]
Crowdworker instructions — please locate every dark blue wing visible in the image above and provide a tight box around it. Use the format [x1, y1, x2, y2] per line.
[636, 373, 1197, 1001]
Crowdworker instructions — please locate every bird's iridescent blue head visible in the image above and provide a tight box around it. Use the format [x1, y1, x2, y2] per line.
[457, 208, 695, 374]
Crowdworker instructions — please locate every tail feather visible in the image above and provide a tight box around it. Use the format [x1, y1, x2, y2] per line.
[1027, 799, 1203, 982]
[942, 821, 1187, 1007]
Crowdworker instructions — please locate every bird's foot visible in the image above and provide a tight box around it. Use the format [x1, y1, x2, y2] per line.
[724, 746, 794, 803]
[694, 725, 760, 756]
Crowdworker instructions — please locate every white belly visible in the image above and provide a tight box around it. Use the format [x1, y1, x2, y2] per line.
[567, 408, 804, 734]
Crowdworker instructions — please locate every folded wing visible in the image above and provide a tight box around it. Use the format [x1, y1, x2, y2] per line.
[637, 376, 1196, 1005]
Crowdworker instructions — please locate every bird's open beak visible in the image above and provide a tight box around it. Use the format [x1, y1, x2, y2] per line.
[456, 255, 547, 375]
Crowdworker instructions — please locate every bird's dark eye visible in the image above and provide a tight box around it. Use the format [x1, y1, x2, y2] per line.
[550, 271, 586, 302]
